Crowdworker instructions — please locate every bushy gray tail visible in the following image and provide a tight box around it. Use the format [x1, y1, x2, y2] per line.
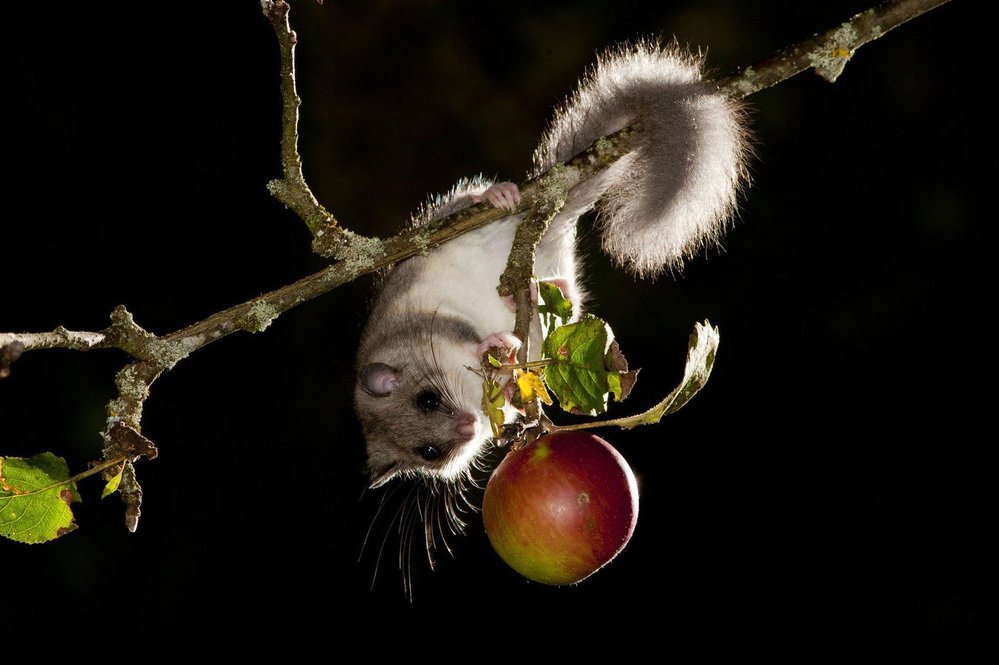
[533, 40, 750, 277]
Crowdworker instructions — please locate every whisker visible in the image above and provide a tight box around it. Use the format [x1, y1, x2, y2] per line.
[436, 484, 458, 557]
[370, 482, 412, 592]
[437, 498, 453, 558]
[360, 481, 401, 563]
[400, 484, 424, 602]
[397, 484, 419, 565]
[443, 484, 464, 535]
[423, 487, 438, 571]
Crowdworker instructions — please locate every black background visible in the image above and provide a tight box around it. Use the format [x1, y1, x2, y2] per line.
[0, 0, 989, 654]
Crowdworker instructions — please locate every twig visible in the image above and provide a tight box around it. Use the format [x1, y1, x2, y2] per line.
[496, 165, 573, 436]
[261, 0, 341, 254]
[716, 0, 951, 96]
[0, 329, 105, 353]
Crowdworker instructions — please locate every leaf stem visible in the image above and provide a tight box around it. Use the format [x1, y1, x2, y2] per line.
[3, 456, 126, 498]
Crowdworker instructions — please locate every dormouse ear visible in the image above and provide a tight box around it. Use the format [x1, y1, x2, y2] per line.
[359, 363, 403, 396]
[369, 463, 400, 489]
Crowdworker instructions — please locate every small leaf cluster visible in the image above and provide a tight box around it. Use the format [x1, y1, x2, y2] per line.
[480, 281, 639, 432]
[480, 280, 719, 438]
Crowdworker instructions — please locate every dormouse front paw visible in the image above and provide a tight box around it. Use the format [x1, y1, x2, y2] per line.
[471, 182, 521, 212]
[476, 331, 522, 364]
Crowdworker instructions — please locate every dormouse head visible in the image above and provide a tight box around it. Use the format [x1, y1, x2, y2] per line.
[355, 341, 490, 488]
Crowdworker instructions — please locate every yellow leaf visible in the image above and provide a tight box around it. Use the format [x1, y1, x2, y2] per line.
[101, 464, 124, 499]
[517, 370, 553, 406]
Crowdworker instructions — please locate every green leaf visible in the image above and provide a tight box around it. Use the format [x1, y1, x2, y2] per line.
[538, 281, 572, 317]
[481, 378, 506, 438]
[101, 463, 124, 499]
[486, 354, 503, 369]
[537, 281, 573, 330]
[541, 314, 620, 415]
[607, 372, 622, 401]
[0, 452, 81, 544]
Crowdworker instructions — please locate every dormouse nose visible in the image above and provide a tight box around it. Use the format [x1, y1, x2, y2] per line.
[454, 412, 478, 441]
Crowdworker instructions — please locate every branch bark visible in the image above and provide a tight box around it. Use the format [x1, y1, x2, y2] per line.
[261, 0, 341, 254]
[715, 0, 951, 96]
[497, 166, 573, 435]
[0, 329, 105, 353]
[0, 0, 951, 532]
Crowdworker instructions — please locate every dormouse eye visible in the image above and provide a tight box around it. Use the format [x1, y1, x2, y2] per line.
[415, 444, 441, 461]
[415, 389, 440, 412]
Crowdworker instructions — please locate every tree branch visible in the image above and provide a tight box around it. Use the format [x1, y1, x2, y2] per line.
[716, 0, 951, 96]
[0, 0, 950, 533]
[0, 305, 195, 367]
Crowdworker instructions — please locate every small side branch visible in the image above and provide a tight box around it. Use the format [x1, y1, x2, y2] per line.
[495, 167, 572, 433]
[0, 329, 105, 354]
[261, 0, 342, 254]
[498, 166, 573, 352]
[102, 361, 162, 532]
[497, 166, 571, 300]
[716, 0, 950, 96]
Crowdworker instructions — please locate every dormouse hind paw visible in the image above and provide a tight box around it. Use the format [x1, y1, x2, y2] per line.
[471, 182, 521, 212]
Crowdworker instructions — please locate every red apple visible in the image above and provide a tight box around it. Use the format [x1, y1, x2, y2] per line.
[482, 431, 639, 585]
